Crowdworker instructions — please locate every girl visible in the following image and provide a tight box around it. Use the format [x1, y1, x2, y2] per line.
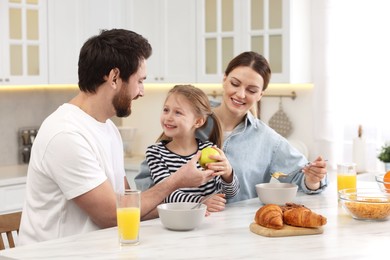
[146, 85, 239, 212]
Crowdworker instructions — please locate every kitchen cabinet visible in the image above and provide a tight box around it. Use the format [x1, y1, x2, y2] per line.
[125, 170, 138, 190]
[47, 0, 128, 84]
[0, 182, 26, 214]
[130, 0, 197, 83]
[124, 156, 143, 190]
[196, 0, 310, 83]
[0, 0, 48, 85]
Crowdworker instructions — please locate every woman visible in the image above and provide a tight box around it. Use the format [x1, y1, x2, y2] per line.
[135, 51, 328, 203]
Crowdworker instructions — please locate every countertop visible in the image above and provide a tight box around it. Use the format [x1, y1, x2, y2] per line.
[0, 156, 144, 187]
[1, 180, 389, 259]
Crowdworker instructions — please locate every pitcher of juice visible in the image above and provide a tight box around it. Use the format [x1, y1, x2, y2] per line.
[337, 163, 357, 193]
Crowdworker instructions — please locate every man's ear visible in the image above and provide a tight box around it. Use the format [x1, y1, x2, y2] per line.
[111, 68, 120, 83]
[106, 68, 120, 89]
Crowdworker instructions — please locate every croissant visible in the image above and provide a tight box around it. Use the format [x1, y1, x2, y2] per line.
[254, 204, 284, 230]
[283, 206, 327, 228]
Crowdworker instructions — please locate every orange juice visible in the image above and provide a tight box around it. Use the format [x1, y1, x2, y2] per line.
[117, 207, 140, 241]
[337, 174, 357, 192]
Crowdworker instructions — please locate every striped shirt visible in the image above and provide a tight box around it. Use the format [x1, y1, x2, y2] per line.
[146, 139, 239, 203]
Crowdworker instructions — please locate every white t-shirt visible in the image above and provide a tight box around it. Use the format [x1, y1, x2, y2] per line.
[18, 103, 126, 245]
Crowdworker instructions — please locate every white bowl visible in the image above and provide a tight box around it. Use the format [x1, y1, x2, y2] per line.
[157, 202, 206, 231]
[255, 183, 298, 205]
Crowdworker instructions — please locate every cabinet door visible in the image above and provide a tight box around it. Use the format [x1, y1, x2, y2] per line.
[47, 0, 81, 84]
[48, 0, 127, 84]
[197, 0, 309, 83]
[125, 170, 138, 190]
[0, 183, 26, 214]
[131, 0, 196, 83]
[0, 0, 48, 85]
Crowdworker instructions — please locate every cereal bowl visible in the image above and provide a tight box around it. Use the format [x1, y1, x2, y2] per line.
[375, 174, 390, 193]
[157, 202, 206, 231]
[338, 188, 390, 221]
[255, 183, 298, 205]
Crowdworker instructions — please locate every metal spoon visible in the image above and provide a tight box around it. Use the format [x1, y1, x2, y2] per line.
[191, 190, 222, 209]
[271, 159, 328, 179]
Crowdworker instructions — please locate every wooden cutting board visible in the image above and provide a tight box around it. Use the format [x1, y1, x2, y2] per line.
[249, 222, 323, 237]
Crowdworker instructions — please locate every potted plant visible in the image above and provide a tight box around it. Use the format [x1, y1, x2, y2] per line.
[378, 143, 390, 171]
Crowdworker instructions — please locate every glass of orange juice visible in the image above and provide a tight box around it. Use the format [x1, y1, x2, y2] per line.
[116, 189, 141, 246]
[337, 163, 357, 194]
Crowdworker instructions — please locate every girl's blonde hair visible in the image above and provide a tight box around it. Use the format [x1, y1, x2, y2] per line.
[157, 84, 223, 148]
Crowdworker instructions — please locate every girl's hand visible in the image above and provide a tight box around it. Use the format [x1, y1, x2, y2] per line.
[206, 147, 233, 182]
[204, 193, 226, 212]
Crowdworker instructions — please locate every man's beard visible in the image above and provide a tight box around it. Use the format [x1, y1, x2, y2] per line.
[113, 86, 132, 118]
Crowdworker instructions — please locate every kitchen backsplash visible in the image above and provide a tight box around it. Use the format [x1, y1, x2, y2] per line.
[0, 87, 77, 165]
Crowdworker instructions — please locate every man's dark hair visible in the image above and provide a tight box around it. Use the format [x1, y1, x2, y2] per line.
[78, 29, 152, 93]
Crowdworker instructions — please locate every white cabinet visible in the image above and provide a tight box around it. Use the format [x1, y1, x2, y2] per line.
[196, 0, 310, 83]
[124, 156, 144, 190]
[130, 0, 197, 83]
[0, 182, 26, 214]
[0, 0, 48, 85]
[125, 170, 138, 190]
[47, 0, 128, 84]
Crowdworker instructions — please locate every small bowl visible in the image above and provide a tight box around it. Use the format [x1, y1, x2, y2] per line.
[338, 188, 390, 221]
[255, 183, 298, 205]
[375, 174, 390, 193]
[157, 202, 206, 231]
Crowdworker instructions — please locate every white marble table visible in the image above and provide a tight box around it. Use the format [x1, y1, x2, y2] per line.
[1, 180, 390, 259]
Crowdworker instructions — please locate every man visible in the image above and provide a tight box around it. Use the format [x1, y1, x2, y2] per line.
[18, 29, 213, 245]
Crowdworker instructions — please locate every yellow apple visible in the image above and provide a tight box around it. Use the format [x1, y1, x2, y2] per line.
[199, 147, 220, 168]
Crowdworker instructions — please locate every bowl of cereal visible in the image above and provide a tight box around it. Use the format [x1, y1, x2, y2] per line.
[338, 188, 390, 221]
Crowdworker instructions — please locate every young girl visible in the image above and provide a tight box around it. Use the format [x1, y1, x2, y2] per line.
[146, 85, 239, 212]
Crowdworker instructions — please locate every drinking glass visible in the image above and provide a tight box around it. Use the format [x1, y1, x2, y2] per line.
[116, 189, 141, 246]
[337, 163, 357, 193]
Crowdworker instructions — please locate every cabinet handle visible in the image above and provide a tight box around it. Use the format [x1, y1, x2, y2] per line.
[160, 77, 164, 81]
[154, 77, 158, 81]
[5, 78, 10, 82]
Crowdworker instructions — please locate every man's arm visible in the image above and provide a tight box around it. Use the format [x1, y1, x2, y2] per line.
[73, 180, 117, 228]
[73, 152, 214, 226]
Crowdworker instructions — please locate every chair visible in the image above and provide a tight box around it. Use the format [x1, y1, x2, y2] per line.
[0, 212, 22, 250]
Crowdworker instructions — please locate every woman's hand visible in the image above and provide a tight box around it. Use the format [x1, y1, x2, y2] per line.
[203, 193, 226, 212]
[302, 156, 327, 190]
[205, 147, 233, 183]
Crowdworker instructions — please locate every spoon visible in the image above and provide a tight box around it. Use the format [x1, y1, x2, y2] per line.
[191, 190, 222, 209]
[271, 159, 328, 179]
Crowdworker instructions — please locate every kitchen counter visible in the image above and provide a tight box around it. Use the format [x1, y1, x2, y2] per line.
[1, 180, 389, 259]
[0, 155, 144, 186]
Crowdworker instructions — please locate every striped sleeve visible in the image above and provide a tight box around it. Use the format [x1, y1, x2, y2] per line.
[145, 144, 171, 184]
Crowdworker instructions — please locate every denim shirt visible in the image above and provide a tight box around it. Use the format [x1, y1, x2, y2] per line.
[135, 111, 328, 203]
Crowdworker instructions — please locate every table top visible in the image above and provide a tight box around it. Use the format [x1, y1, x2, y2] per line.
[1, 180, 390, 259]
